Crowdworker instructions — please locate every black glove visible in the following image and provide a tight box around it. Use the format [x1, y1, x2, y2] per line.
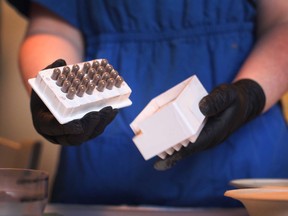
[30, 59, 118, 145]
[154, 79, 266, 170]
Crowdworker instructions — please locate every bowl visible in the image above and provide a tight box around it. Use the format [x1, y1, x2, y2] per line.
[0, 168, 49, 216]
[224, 187, 288, 216]
[229, 178, 288, 189]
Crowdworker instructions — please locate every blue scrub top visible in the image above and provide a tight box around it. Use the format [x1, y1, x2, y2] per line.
[8, 0, 288, 207]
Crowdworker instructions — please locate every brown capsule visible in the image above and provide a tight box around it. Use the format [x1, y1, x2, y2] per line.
[92, 74, 101, 85]
[51, 68, 61, 80]
[67, 73, 76, 82]
[62, 66, 70, 76]
[115, 75, 124, 88]
[101, 72, 110, 81]
[106, 78, 115, 90]
[61, 80, 71, 93]
[71, 78, 81, 88]
[66, 87, 76, 100]
[105, 64, 113, 73]
[71, 64, 80, 74]
[101, 59, 108, 67]
[76, 85, 86, 97]
[97, 80, 106, 92]
[110, 70, 119, 79]
[81, 76, 90, 86]
[86, 83, 96, 95]
[92, 60, 100, 70]
[56, 74, 66, 86]
[82, 62, 91, 73]
[87, 68, 96, 79]
[97, 66, 105, 75]
[76, 70, 85, 80]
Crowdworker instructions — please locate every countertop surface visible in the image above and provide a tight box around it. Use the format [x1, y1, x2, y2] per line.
[44, 204, 249, 216]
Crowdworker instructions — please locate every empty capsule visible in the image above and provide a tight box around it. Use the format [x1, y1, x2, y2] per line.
[110, 70, 118, 79]
[56, 74, 66, 86]
[92, 60, 100, 69]
[67, 73, 76, 82]
[71, 64, 80, 74]
[76, 85, 86, 97]
[115, 75, 124, 88]
[100, 59, 108, 67]
[106, 78, 115, 90]
[76, 70, 85, 80]
[97, 66, 105, 75]
[82, 62, 91, 73]
[71, 78, 81, 88]
[51, 68, 61, 80]
[105, 64, 113, 73]
[61, 80, 71, 93]
[101, 72, 110, 81]
[66, 87, 76, 100]
[87, 68, 96, 79]
[81, 76, 90, 86]
[62, 66, 70, 76]
[92, 74, 101, 85]
[97, 80, 106, 92]
[86, 83, 96, 95]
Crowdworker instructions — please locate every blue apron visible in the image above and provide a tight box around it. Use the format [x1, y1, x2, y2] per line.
[9, 0, 288, 207]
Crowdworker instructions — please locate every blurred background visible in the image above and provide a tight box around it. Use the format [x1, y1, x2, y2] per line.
[0, 1, 60, 197]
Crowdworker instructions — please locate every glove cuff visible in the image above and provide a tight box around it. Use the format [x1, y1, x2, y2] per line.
[234, 79, 266, 121]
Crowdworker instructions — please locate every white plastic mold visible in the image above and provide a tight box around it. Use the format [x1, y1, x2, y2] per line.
[29, 59, 132, 124]
[130, 75, 207, 160]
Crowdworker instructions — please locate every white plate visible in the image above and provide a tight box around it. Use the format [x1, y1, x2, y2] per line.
[225, 187, 288, 216]
[229, 179, 288, 189]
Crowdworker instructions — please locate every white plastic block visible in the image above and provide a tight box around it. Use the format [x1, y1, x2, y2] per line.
[29, 59, 132, 124]
[130, 75, 207, 160]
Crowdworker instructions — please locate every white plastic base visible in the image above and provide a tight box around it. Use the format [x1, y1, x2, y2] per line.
[130, 75, 207, 160]
[29, 59, 132, 124]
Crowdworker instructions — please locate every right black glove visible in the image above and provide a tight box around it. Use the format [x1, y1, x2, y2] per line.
[154, 79, 266, 170]
[30, 59, 118, 145]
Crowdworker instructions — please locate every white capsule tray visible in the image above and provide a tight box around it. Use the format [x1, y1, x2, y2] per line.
[29, 59, 132, 124]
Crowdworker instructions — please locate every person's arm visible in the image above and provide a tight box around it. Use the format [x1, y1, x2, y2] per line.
[155, 0, 288, 170]
[235, 0, 288, 112]
[18, 3, 118, 146]
[19, 2, 84, 93]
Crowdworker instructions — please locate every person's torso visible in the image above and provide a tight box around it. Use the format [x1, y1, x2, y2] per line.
[51, 0, 288, 207]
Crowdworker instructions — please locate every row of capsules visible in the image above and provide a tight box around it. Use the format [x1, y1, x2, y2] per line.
[50, 59, 124, 100]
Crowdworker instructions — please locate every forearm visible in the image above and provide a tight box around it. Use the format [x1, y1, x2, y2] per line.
[19, 34, 83, 93]
[235, 24, 288, 112]
[19, 2, 84, 94]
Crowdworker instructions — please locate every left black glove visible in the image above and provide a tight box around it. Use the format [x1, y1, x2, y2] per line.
[30, 59, 118, 146]
[154, 79, 266, 170]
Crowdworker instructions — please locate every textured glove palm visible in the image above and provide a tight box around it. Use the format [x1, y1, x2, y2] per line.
[154, 79, 266, 170]
[30, 59, 118, 145]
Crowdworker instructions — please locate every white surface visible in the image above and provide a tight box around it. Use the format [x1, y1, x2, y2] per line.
[225, 187, 288, 216]
[230, 179, 288, 189]
[29, 59, 132, 124]
[130, 75, 207, 160]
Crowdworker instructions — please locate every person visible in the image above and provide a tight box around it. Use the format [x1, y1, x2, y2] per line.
[7, 0, 288, 207]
